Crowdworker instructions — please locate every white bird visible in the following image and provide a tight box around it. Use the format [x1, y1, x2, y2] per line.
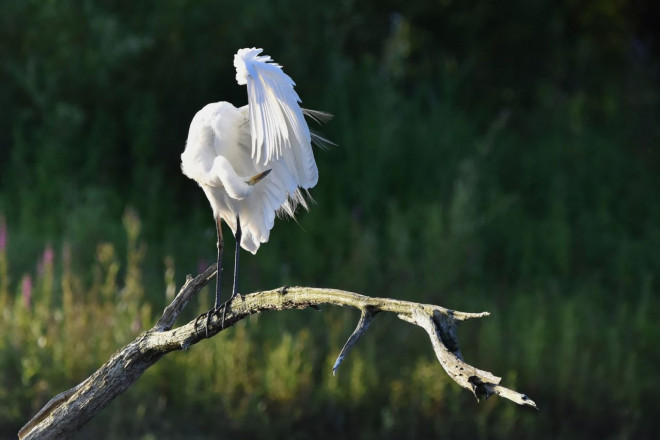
[181, 48, 329, 330]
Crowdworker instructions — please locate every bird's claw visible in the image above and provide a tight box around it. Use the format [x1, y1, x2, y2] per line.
[205, 308, 214, 338]
[193, 295, 239, 339]
[221, 304, 228, 330]
[221, 295, 239, 330]
[193, 307, 220, 339]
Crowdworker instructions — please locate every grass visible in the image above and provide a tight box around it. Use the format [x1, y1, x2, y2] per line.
[1, 193, 657, 439]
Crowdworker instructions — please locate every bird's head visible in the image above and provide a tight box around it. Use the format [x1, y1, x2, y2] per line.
[234, 47, 266, 85]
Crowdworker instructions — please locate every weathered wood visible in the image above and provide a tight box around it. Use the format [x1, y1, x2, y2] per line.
[332, 307, 376, 375]
[19, 267, 537, 439]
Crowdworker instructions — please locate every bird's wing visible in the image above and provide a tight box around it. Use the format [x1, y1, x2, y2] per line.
[233, 48, 317, 188]
[181, 102, 254, 198]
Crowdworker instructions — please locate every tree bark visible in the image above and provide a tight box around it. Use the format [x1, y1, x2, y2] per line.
[19, 265, 537, 439]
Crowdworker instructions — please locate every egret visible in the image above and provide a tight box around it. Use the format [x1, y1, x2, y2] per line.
[181, 48, 329, 332]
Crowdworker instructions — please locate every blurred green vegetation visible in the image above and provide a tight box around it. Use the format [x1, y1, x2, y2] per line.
[1, 0, 659, 438]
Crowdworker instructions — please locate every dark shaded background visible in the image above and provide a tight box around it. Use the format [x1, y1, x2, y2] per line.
[1, 1, 659, 439]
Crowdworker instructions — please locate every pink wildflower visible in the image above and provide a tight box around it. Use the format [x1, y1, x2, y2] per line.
[38, 245, 55, 275]
[22, 275, 32, 308]
[43, 245, 54, 266]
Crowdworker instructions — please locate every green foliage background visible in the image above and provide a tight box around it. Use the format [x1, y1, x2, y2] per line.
[1, 0, 658, 438]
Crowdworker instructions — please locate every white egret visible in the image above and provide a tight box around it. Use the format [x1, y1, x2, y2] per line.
[181, 48, 329, 331]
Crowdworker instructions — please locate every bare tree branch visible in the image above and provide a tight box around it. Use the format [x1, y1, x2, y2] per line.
[19, 266, 537, 439]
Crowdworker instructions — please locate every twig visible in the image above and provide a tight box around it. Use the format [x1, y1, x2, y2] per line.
[155, 264, 217, 331]
[332, 307, 376, 375]
[19, 267, 537, 440]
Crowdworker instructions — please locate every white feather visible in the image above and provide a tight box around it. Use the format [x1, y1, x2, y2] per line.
[181, 48, 329, 254]
[233, 48, 317, 187]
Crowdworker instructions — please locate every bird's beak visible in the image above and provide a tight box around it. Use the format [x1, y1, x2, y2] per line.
[246, 169, 272, 186]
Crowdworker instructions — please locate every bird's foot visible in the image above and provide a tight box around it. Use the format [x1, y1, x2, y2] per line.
[194, 295, 241, 338]
[218, 289, 248, 329]
[221, 296, 237, 330]
[205, 307, 216, 338]
[193, 307, 220, 339]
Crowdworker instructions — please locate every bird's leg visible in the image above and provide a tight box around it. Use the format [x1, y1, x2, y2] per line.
[222, 215, 242, 329]
[232, 215, 242, 298]
[204, 215, 224, 337]
[214, 215, 224, 308]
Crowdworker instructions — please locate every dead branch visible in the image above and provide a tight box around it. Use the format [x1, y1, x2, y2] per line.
[19, 265, 537, 439]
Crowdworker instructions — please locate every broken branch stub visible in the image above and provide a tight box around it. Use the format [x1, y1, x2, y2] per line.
[332, 307, 377, 375]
